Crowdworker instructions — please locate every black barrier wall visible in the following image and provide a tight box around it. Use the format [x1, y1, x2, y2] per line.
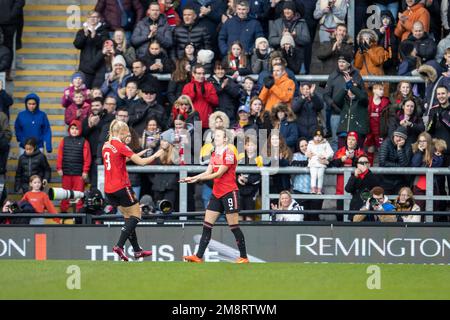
[1, 225, 450, 264]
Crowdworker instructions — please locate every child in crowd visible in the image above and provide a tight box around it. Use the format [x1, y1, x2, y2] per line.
[251, 37, 272, 74]
[239, 76, 259, 109]
[159, 0, 180, 28]
[237, 137, 263, 220]
[64, 90, 91, 125]
[307, 128, 334, 194]
[15, 137, 51, 194]
[21, 175, 59, 224]
[224, 41, 251, 82]
[141, 117, 161, 157]
[90, 87, 103, 99]
[365, 83, 390, 165]
[61, 72, 90, 108]
[433, 138, 447, 166]
[56, 120, 91, 213]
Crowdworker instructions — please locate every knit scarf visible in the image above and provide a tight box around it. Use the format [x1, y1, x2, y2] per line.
[384, 27, 392, 59]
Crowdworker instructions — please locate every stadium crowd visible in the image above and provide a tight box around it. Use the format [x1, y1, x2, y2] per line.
[2, 0, 450, 223]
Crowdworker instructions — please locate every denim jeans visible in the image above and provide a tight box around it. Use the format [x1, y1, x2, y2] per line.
[330, 114, 341, 152]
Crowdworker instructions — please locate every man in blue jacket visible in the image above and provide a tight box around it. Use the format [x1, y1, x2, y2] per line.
[218, 0, 264, 57]
[14, 93, 52, 155]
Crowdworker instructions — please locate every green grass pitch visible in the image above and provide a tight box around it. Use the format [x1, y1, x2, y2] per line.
[0, 261, 449, 299]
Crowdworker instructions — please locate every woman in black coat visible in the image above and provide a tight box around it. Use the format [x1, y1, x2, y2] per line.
[167, 58, 191, 106]
[345, 154, 380, 211]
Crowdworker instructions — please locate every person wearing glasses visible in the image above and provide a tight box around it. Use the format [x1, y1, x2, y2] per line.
[73, 11, 109, 89]
[344, 154, 380, 212]
[182, 64, 219, 129]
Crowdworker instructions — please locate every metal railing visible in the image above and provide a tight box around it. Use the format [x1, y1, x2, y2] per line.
[152, 73, 425, 83]
[97, 166, 450, 223]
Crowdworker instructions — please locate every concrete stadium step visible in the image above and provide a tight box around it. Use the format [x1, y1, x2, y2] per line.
[14, 75, 71, 82]
[16, 59, 78, 70]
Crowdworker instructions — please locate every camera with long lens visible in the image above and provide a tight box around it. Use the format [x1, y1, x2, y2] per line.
[48, 188, 104, 214]
[8, 202, 21, 214]
[369, 197, 381, 210]
[140, 194, 173, 215]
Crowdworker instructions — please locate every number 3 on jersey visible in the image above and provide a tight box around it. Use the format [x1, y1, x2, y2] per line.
[104, 152, 111, 170]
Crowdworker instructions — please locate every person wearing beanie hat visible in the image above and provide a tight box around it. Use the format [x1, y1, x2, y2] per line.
[62, 71, 90, 108]
[268, 1, 310, 54]
[280, 32, 303, 73]
[378, 125, 412, 194]
[252, 37, 272, 74]
[196, 49, 215, 74]
[255, 37, 269, 49]
[280, 33, 295, 47]
[160, 129, 175, 145]
[101, 55, 131, 99]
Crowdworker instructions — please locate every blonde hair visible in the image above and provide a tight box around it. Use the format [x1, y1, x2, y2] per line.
[433, 138, 447, 152]
[114, 29, 128, 51]
[174, 95, 195, 112]
[29, 175, 41, 184]
[108, 120, 129, 142]
[278, 190, 292, 208]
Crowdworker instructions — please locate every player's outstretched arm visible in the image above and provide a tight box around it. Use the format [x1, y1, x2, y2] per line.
[180, 163, 214, 183]
[130, 149, 164, 166]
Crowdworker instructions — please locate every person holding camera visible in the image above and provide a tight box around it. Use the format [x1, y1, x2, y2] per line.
[344, 154, 380, 213]
[1, 200, 32, 225]
[395, 187, 421, 223]
[103, 120, 164, 261]
[354, 29, 389, 94]
[56, 120, 91, 213]
[353, 186, 396, 222]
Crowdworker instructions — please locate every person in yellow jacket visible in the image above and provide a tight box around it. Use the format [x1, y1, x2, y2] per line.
[258, 63, 295, 112]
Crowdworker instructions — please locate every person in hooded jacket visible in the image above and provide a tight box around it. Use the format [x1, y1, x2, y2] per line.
[14, 93, 52, 155]
[56, 120, 92, 213]
[292, 83, 323, 141]
[375, 10, 399, 75]
[394, 0, 430, 41]
[14, 137, 51, 194]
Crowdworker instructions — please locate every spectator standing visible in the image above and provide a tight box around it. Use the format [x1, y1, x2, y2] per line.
[172, 6, 211, 59]
[61, 72, 91, 109]
[279, 33, 304, 74]
[129, 59, 161, 93]
[141, 40, 174, 74]
[313, 0, 347, 43]
[182, 64, 219, 129]
[251, 37, 273, 74]
[0, 28, 12, 74]
[291, 137, 313, 212]
[378, 126, 413, 195]
[14, 138, 51, 194]
[131, 2, 173, 58]
[306, 128, 333, 194]
[315, 23, 354, 75]
[394, 0, 430, 41]
[376, 10, 399, 75]
[223, 42, 251, 81]
[159, 0, 181, 27]
[95, 0, 144, 33]
[0, 0, 24, 81]
[73, 11, 109, 89]
[247, 96, 271, 131]
[0, 110, 11, 177]
[101, 55, 132, 99]
[0, 79, 12, 118]
[167, 58, 191, 106]
[404, 21, 437, 64]
[112, 29, 136, 67]
[56, 120, 91, 213]
[292, 83, 323, 140]
[344, 154, 380, 211]
[208, 61, 240, 123]
[259, 63, 295, 112]
[15, 93, 52, 155]
[218, 0, 264, 57]
[64, 90, 91, 125]
[270, 103, 298, 150]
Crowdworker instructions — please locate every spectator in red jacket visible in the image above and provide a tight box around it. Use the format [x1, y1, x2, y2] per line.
[182, 64, 219, 128]
[56, 120, 91, 213]
[64, 90, 91, 125]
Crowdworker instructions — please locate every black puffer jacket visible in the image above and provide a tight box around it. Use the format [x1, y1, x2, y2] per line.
[406, 32, 437, 64]
[207, 75, 240, 123]
[292, 94, 323, 140]
[15, 149, 51, 193]
[128, 100, 168, 135]
[172, 22, 212, 59]
[345, 170, 380, 211]
[131, 15, 173, 57]
[73, 23, 109, 76]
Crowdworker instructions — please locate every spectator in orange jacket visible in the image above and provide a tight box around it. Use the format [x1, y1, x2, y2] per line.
[56, 120, 91, 212]
[259, 63, 295, 112]
[394, 0, 430, 41]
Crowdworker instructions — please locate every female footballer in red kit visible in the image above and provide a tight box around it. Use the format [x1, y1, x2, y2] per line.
[180, 128, 249, 263]
[102, 120, 163, 261]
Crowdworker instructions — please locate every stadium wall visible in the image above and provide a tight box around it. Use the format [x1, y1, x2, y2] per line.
[1, 225, 450, 264]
